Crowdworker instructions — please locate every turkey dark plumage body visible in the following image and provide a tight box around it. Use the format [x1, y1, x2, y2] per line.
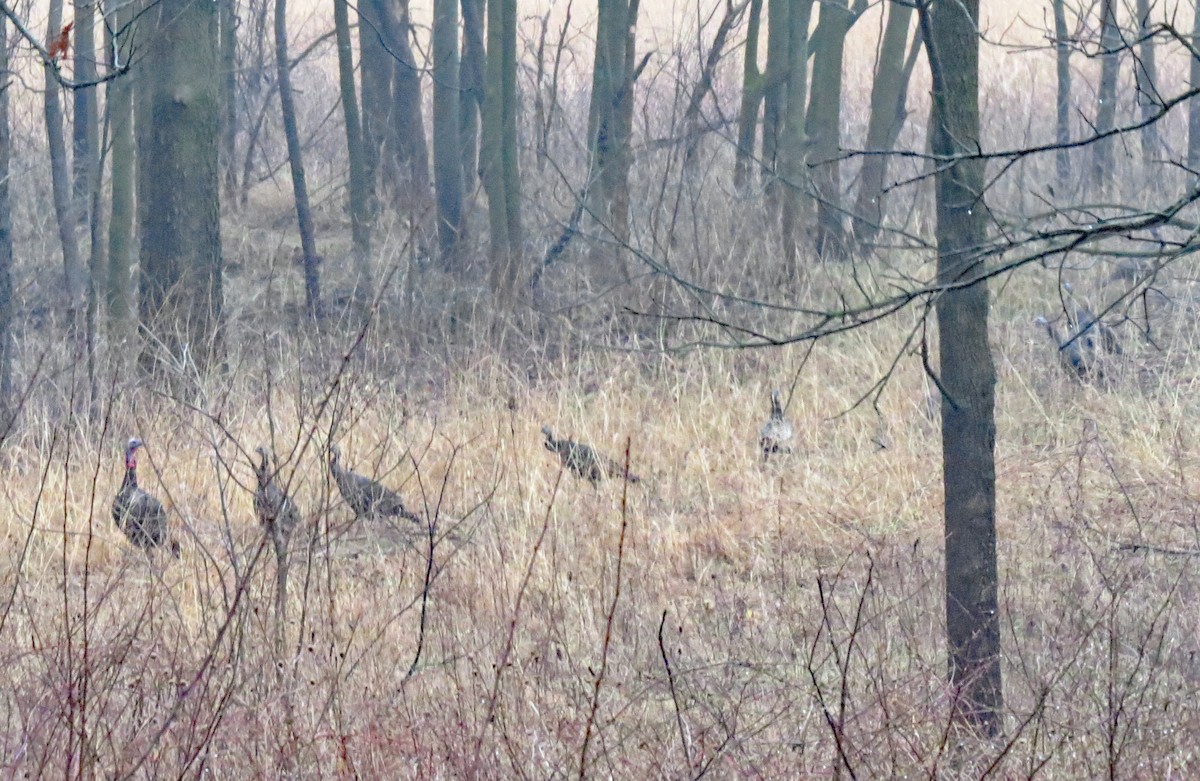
[759, 389, 794, 461]
[112, 438, 177, 556]
[1035, 316, 1099, 379]
[253, 447, 301, 545]
[328, 445, 421, 524]
[541, 426, 640, 486]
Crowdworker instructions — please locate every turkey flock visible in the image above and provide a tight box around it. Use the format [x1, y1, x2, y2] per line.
[109, 389, 797, 557]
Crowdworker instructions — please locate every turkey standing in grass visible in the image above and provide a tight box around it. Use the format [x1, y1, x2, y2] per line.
[112, 438, 179, 557]
[328, 445, 422, 524]
[253, 446, 301, 547]
[541, 426, 640, 486]
[1035, 316, 1099, 379]
[759, 389, 794, 461]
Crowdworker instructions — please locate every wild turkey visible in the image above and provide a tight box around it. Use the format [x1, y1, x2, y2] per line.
[541, 426, 640, 486]
[759, 389, 794, 461]
[1063, 283, 1123, 355]
[112, 438, 179, 557]
[253, 446, 301, 546]
[1035, 315, 1100, 379]
[328, 445, 422, 524]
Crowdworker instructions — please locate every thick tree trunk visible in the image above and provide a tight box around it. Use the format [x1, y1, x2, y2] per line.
[922, 0, 1003, 738]
[1092, 0, 1119, 189]
[805, 0, 852, 259]
[334, 0, 373, 298]
[138, 0, 223, 374]
[432, 0, 465, 267]
[219, 0, 238, 200]
[45, 0, 84, 314]
[0, 17, 12, 428]
[106, 0, 135, 346]
[1190, 4, 1200, 170]
[460, 0, 486, 191]
[1053, 0, 1071, 186]
[1134, 0, 1158, 165]
[779, 0, 813, 274]
[760, 0, 790, 189]
[358, 0, 390, 196]
[852, 0, 914, 246]
[370, 0, 430, 211]
[734, 0, 763, 190]
[484, 0, 522, 307]
[276, 0, 321, 315]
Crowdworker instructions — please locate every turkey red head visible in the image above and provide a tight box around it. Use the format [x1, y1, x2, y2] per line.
[125, 438, 144, 469]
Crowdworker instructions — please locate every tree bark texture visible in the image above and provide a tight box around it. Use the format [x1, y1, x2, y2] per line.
[220, 0, 239, 199]
[106, 0, 136, 345]
[483, 0, 522, 306]
[276, 0, 321, 315]
[1190, 3, 1200, 170]
[805, 0, 852, 259]
[852, 0, 914, 245]
[923, 0, 1003, 738]
[779, 0, 813, 274]
[432, 0, 465, 266]
[334, 0, 373, 298]
[138, 0, 223, 372]
[1052, 0, 1071, 186]
[0, 17, 13, 427]
[1134, 0, 1158, 164]
[45, 0, 84, 312]
[460, 0, 486, 191]
[734, 0, 764, 189]
[384, 0, 431, 207]
[358, 0, 390, 196]
[760, 0, 789, 187]
[1092, 0, 1119, 189]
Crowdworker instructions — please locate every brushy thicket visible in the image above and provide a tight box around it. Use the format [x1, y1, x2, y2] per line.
[3, 1, 1200, 777]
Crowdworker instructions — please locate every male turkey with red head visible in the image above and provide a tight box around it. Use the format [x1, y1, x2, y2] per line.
[112, 438, 179, 557]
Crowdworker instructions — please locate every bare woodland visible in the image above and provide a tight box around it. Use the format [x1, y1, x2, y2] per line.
[2, 0, 1200, 775]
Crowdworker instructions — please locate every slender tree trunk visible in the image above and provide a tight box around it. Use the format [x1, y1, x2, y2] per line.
[922, 0, 1002, 738]
[852, 0, 913, 245]
[681, 0, 745, 163]
[276, 0, 321, 315]
[460, 0, 486, 191]
[1053, 0, 1071, 186]
[334, 0, 373, 299]
[484, 0, 522, 308]
[432, 0, 465, 267]
[220, 0, 239, 200]
[73, 0, 99, 259]
[45, 0, 84, 314]
[0, 17, 13, 429]
[138, 0, 223, 375]
[1190, 3, 1200, 170]
[734, 0, 764, 190]
[805, 0, 853, 259]
[358, 0, 390, 196]
[106, 0, 135, 346]
[1134, 0, 1158, 165]
[761, 0, 789, 188]
[372, 0, 430, 209]
[779, 0, 814, 274]
[1092, 0, 1119, 190]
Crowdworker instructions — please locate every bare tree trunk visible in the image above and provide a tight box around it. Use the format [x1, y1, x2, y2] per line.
[138, 0, 223, 375]
[372, 0, 430, 209]
[734, 0, 763, 190]
[681, 0, 746, 163]
[1134, 0, 1158, 165]
[45, 0, 84, 315]
[805, 0, 853, 260]
[922, 0, 1003, 738]
[484, 0, 522, 308]
[220, 0, 239, 200]
[432, 0, 465, 267]
[1190, 3, 1200, 170]
[276, 0, 321, 315]
[1053, 0, 1071, 186]
[1092, 0, 1119, 190]
[334, 0, 373, 299]
[779, 0, 813, 274]
[852, 0, 914, 246]
[0, 17, 12, 429]
[106, 0, 135, 346]
[760, 0, 789, 189]
[358, 0, 390, 195]
[460, 0, 486, 191]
